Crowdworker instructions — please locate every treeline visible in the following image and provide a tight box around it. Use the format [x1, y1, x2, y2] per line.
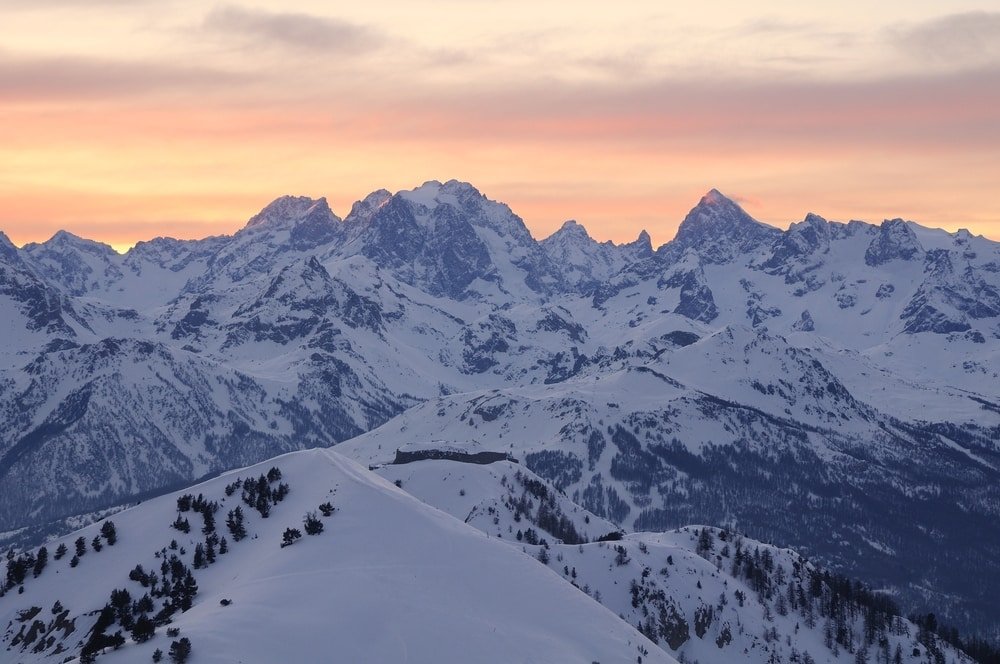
[909, 613, 1000, 664]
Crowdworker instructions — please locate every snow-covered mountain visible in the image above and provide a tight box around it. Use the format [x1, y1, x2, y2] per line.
[0, 449, 979, 664]
[0, 449, 675, 663]
[1, 180, 998, 641]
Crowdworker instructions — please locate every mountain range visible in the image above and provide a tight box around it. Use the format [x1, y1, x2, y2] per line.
[1, 180, 998, 653]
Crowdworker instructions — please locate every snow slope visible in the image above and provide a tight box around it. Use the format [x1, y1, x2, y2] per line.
[1, 450, 976, 664]
[0, 449, 671, 664]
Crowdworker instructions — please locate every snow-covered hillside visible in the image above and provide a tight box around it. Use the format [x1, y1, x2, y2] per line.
[1, 180, 998, 639]
[0, 451, 978, 664]
[0, 449, 673, 664]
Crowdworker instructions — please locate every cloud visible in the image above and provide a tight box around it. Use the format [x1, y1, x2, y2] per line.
[0, 53, 249, 102]
[731, 18, 857, 49]
[890, 12, 1000, 67]
[2, 0, 158, 8]
[203, 5, 383, 53]
[355, 65, 1000, 155]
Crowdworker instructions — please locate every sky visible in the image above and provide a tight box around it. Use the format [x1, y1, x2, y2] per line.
[1, 1, 999, 251]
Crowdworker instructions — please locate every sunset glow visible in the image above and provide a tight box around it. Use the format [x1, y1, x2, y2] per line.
[2, 0, 999, 248]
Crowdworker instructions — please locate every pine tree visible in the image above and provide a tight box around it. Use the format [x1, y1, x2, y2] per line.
[54, 543, 67, 560]
[33, 546, 48, 577]
[92, 535, 103, 552]
[281, 527, 302, 547]
[219, 537, 229, 555]
[256, 492, 271, 518]
[172, 516, 191, 534]
[70, 555, 80, 568]
[75, 536, 87, 557]
[226, 507, 247, 541]
[205, 537, 216, 564]
[131, 614, 156, 643]
[193, 544, 205, 569]
[152, 648, 164, 662]
[136, 593, 154, 613]
[319, 502, 334, 517]
[101, 520, 118, 545]
[169, 637, 192, 663]
[201, 508, 216, 536]
[696, 528, 714, 557]
[179, 570, 198, 611]
[303, 512, 323, 535]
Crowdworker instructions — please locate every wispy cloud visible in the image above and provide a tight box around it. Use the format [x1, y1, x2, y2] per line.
[890, 12, 1000, 67]
[731, 17, 857, 49]
[2, 0, 159, 8]
[203, 5, 383, 54]
[347, 65, 1000, 154]
[0, 53, 248, 102]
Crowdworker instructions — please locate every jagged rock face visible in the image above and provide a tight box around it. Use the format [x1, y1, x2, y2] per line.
[22, 231, 123, 296]
[661, 259, 719, 323]
[2, 182, 1000, 639]
[124, 235, 228, 275]
[345, 181, 562, 299]
[0, 234, 86, 339]
[761, 213, 831, 274]
[541, 221, 652, 293]
[192, 196, 344, 290]
[899, 249, 1000, 334]
[664, 189, 781, 264]
[865, 218, 923, 266]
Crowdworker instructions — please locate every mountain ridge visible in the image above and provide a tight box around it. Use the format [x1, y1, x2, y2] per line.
[1, 180, 998, 640]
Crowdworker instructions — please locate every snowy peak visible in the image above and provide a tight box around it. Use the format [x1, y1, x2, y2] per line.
[0, 230, 22, 263]
[681, 189, 753, 230]
[35, 230, 118, 257]
[541, 220, 601, 257]
[244, 195, 341, 231]
[761, 212, 832, 271]
[624, 229, 654, 259]
[541, 220, 657, 292]
[550, 219, 593, 241]
[19, 230, 125, 298]
[343, 188, 392, 230]
[864, 218, 923, 266]
[666, 189, 780, 263]
[342, 179, 561, 298]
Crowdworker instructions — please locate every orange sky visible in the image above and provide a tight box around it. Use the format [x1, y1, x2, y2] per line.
[2, 1, 999, 251]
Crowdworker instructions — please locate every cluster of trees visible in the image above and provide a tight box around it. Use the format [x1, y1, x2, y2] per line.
[227, 466, 290, 518]
[3, 548, 40, 591]
[909, 613, 1000, 664]
[2, 520, 118, 594]
[150, 635, 192, 663]
[75, 551, 200, 662]
[175, 490, 229, 571]
[174, 493, 220, 535]
[226, 506, 247, 541]
[515, 527, 546, 546]
[504, 470, 586, 545]
[699, 527, 996, 664]
[282, 508, 330, 547]
[623, 565, 691, 651]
